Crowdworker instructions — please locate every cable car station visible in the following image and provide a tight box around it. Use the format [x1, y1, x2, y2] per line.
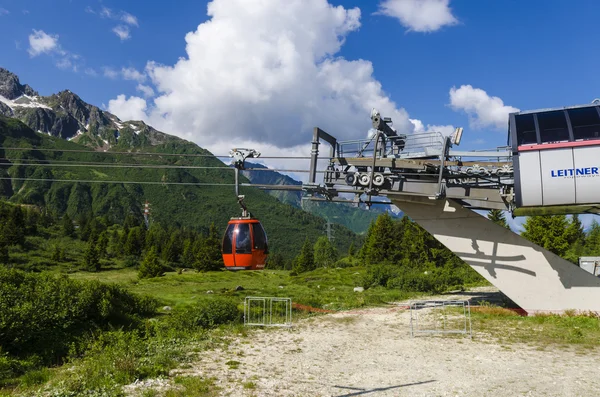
[284, 101, 600, 315]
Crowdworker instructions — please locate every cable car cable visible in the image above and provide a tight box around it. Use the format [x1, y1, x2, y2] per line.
[0, 147, 332, 160]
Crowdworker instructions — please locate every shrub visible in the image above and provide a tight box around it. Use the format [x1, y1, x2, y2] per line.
[0, 268, 158, 369]
[361, 264, 399, 289]
[168, 298, 241, 331]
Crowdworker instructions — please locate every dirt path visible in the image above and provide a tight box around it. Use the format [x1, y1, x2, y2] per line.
[134, 289, 600, 396]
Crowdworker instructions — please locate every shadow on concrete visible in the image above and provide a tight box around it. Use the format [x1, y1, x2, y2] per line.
[440, 290, 519, 309]
[333, 380, 436, 397]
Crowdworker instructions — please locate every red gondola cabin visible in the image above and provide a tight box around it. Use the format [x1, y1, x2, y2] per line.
[222, 218, 268, 270]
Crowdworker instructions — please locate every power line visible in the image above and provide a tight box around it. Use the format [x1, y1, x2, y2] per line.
[0, 146, 332, 160]
[0, 176, 305, 189]
[0, 159, 326, 173]
[0, 176, 236, 187]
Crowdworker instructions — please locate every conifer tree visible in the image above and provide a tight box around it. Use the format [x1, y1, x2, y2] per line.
[0, 227, 8, 264]
[61, 213, 75, 237]
[5, 206, 25, 247]
[97, 232, 109, 259]
[292, 238, 315, 273]
[522, 215, 570, 256]
[181, 238, 195, 267]
[313, 236, 338, 267]
[348, 241, 356, 257]
[566, 214, 585, 245]
[138, 246, 163, 279]
[194, 222, 223, 271]
[487, 209, 511, 230]
[266, 251, 286, 269]
[358, 213, 396, 265]
[83, 234, 100, 272]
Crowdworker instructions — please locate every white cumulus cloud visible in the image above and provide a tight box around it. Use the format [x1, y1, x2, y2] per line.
[449, 85, 519, 130]
[107, 95, 148, 122]
[410, 118, 455, 136]
[377, 0, 458, 32]
[102, 67, 119, 79]
[27, 29, 81, 72]
[108, 0, 417, 153]
[0, 8, 9, 16]
[112, 26, 131, 41]
[28, 29, 60, 57]
[90, 6, 139, 40]
[121, 67, 146, 82]
[121, 12, 138, 27]
[136, 84, 155, 98]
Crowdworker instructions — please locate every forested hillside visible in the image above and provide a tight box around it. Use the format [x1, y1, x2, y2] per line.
[0, 116, 359, 259]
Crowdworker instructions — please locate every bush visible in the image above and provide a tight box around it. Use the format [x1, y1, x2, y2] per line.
[334, 257, 359, 268]
[168, 298, 241, 331]
[0, 268, 158, 369]
[362, 263, 479, 294]
[361, 264, 399, 289]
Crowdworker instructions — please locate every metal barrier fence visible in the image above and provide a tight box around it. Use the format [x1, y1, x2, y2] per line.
[244, 297, 292, 327]
[409, 300, 472, 338]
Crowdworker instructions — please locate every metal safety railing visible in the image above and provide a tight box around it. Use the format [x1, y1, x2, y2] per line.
[409, 300, 472, 338]
[243, 296, 293, 327]
[337, 131, 446, 159]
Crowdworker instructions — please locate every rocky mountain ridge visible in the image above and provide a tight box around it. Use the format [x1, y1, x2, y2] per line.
[0, 67, 184, 151]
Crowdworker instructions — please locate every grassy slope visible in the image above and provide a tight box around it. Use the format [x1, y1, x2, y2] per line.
[69, 267, 413, 311]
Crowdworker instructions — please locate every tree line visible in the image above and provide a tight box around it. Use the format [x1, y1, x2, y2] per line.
[487, 209, 598, 264]
[0, 202, 224, 278]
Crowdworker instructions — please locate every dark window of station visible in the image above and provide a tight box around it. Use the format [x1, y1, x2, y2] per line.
[568, 107, 600, 141]
[235, 223, 252, 254]
[537, 111, 569, 143]
[252, 223, 267, 250]
[222, 224, 235, 254]
[515, 114, 537, 145]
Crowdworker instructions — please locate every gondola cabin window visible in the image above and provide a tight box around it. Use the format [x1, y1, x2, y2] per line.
[515, 114, 537, 145]
[568, 106, 600, 141]
[235, 223, 252, 254]
[537, 111, 569, 144]
[222, 224, 235, 254]
[252, 223, 267, 251]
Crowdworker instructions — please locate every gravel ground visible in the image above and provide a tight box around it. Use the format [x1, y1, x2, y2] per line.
[130, 288, 600, 396]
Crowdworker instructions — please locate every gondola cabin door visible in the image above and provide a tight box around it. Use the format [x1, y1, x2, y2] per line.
[222, 219, 268, 270]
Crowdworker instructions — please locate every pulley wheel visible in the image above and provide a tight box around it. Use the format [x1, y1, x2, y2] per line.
[373, 173, 385, 187]
[358, 173, 371, 186]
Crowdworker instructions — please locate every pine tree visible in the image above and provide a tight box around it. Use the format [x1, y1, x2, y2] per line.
[584, 220, 600, 256]
[97, 232, 109, 259]
[0, 226, 8, 264]
[138, 246, 163, 279]
[181, 238, 195, 267]
[487, 209, 511, 230]
[5, 206, 25, 247]
[522, 215, 571, 256]
[292, 238, 315, 273]
[194, 222, 223, 271]
[314, 236, 338, 267]
[61, 214, 75, 237]
[566, 214, 585, 245]
[124, 227, 144, 257]
[266, 251, 286, 269]
[359, 213, 396, 265]
[83, 234, 100, 272]
[348, 242, 356, 257]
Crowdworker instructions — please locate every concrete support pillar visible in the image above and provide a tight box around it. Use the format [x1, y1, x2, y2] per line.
[392, 198, 600, 314]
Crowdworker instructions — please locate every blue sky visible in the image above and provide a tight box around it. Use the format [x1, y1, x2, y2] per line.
[2, 0, 600, 147]
[1, 0, 600, 229]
